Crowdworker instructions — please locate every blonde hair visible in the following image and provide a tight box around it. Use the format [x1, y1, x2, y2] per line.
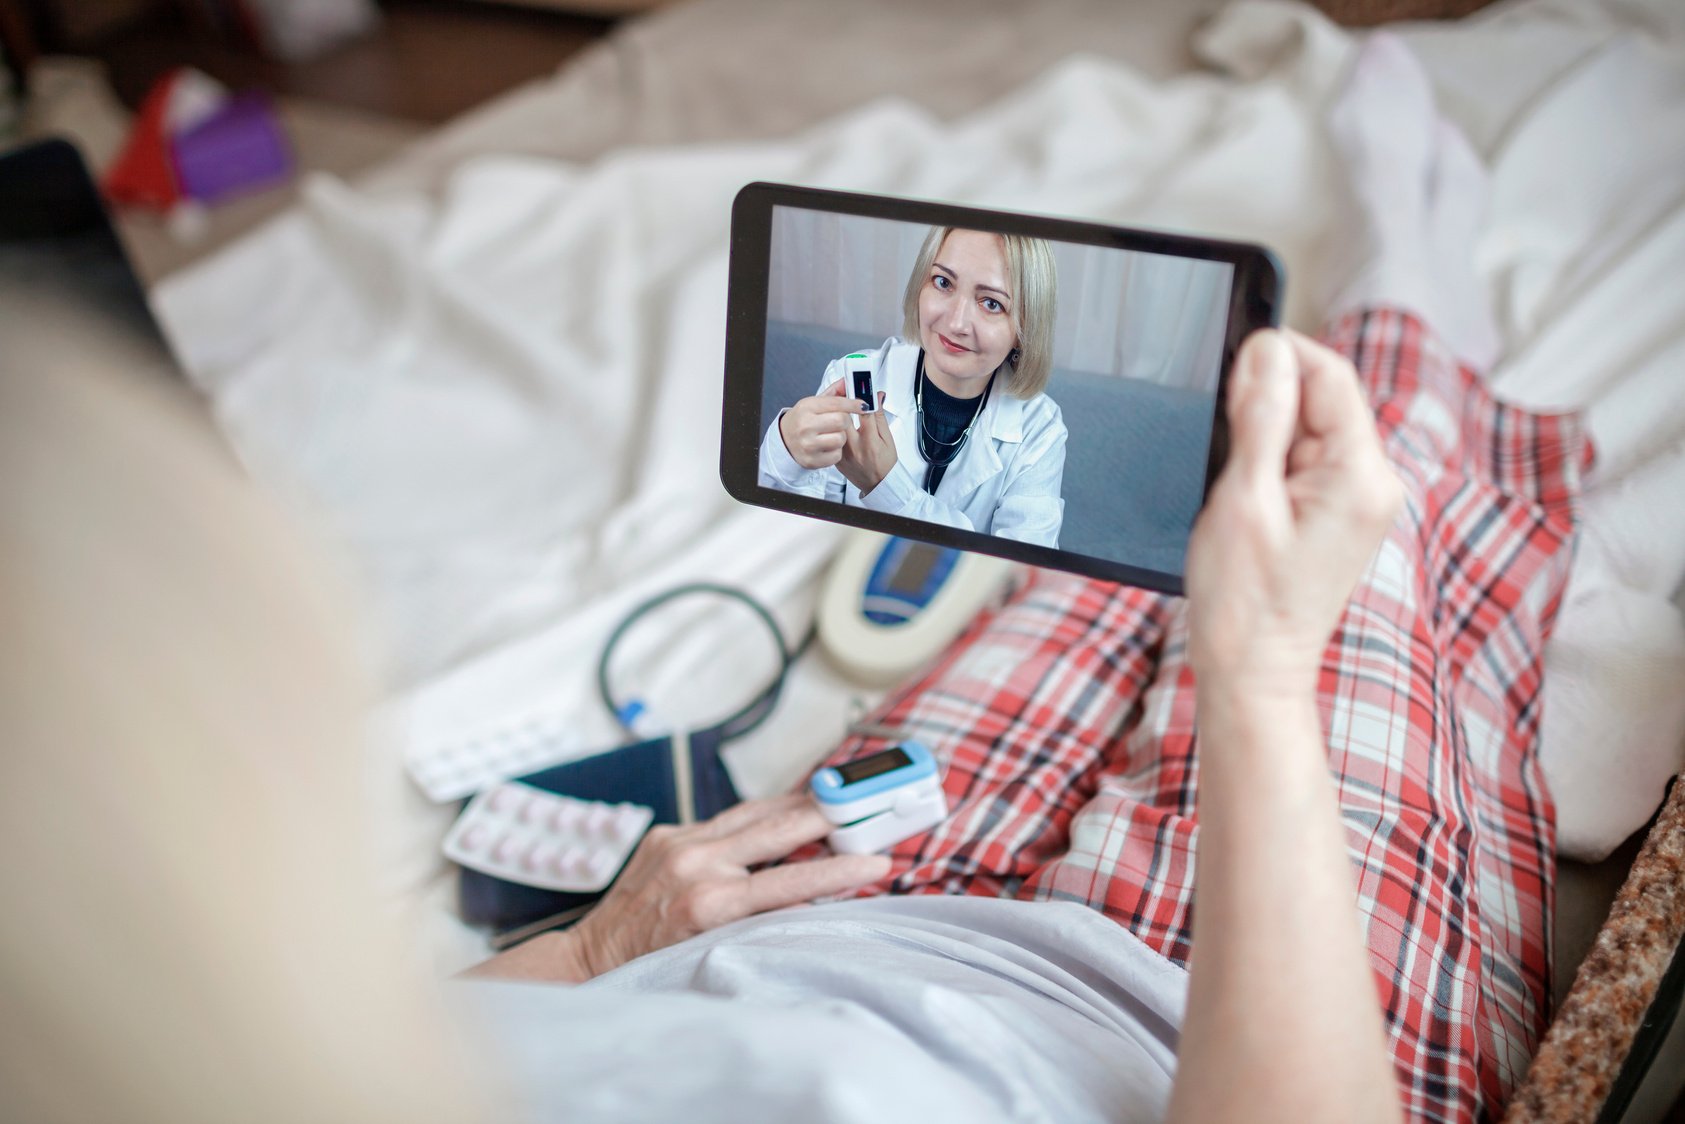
[900, 226, 1058, 398]
[0, 294, 496, 1124]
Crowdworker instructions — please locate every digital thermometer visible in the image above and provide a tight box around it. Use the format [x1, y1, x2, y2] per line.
[809, 741, 947, 854]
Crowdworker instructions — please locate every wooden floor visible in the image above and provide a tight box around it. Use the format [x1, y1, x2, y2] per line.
[85, 0, 614, 125]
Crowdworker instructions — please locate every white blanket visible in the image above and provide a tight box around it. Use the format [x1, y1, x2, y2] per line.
[155, 1, 1685, 963]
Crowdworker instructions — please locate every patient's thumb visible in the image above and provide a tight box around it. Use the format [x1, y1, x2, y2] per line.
[1227, 331, 1298, 484]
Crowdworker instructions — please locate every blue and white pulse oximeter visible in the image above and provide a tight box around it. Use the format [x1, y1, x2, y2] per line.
[809, 741, 947, 854]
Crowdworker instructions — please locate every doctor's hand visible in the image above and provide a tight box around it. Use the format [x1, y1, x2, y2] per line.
[1185, 329, 1403, 701]
[837, 391, 897, 496]
[473, 795, 891, 984]
[779, 378, 866, 470]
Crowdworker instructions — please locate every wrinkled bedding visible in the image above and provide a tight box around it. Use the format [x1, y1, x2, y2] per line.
[154, 0, 1685, 965]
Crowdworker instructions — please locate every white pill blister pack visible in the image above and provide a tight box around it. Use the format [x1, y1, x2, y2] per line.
[444, 781, 654, 893]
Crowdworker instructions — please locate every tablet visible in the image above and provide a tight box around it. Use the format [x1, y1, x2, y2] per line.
[719, 182, 1282, 594]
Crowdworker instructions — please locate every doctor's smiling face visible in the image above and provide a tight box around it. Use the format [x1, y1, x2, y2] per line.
[916, 229, 1017, 398]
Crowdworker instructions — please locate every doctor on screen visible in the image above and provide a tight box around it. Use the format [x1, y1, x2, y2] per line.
[758, 226, 1067, 548]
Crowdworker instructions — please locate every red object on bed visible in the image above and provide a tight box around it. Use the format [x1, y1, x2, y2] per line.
[103, 71, 185, 212]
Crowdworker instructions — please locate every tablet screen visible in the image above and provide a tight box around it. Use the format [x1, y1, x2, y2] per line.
[721, 184, 1281, 593]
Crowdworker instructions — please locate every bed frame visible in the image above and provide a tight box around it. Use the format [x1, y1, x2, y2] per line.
[1508, 777, 1685, 1122]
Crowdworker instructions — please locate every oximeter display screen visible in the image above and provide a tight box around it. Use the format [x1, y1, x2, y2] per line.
[886, 543, 941, 597]
[837, 747, 911, 785]
[852, 369, 872, 406]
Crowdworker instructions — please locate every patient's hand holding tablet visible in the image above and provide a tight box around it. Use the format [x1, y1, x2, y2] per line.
[722, 183, 1283, 593]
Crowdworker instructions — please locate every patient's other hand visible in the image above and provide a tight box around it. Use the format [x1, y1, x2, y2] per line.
[779, 378, 865, 470]
[569, 794, 891, 979]
[1186, 329, 1403, 700]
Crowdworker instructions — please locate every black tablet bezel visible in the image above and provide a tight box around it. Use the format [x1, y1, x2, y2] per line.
[720, 181, 1283, 595]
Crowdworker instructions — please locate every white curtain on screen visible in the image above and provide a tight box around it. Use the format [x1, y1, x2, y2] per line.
[767, 208, 1232, 392]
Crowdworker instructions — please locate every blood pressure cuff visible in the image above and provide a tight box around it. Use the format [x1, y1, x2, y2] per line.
[457, 722, 742, 933]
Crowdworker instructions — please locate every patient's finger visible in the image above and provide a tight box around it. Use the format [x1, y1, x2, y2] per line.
[1279, 329, 1374, 447]
[715, 799, 835, 866]
[1226, 330, 1297, 487]
[687, 793, 810, 842]
[822, 377, 846, 396]
[741, 853, 893, 915]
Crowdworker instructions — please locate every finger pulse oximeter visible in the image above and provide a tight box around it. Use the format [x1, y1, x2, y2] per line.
[843, 352, 877, 413]
[809, 741, 947, 854]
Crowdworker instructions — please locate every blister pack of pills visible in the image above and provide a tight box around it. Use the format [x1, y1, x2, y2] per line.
[443, 781, 654, 893]
[407, 712, 586, 804]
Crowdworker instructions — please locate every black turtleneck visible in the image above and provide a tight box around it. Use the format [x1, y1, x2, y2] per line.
[916, 351, 992, 495]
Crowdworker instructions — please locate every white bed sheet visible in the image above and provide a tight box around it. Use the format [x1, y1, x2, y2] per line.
[154, 0, 1685, 965]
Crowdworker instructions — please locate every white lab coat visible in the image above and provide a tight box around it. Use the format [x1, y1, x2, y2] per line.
[758, 338, 1067, 548]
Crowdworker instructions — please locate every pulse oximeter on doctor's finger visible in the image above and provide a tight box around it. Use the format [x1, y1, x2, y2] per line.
[809, 741, 947, 854]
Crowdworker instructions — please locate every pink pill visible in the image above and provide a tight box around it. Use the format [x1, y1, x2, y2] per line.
[492, 836, 520, 865]
[582, 805, 614, 835]
[460, 825, 488, 851]
[554, 846, 586, 874]
[524, 842, 559, 870]
[489, 787, 521, 814]
[550, 802, 582, 832]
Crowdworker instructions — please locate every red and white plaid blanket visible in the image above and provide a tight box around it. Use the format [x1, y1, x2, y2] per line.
[789, 307, 1591, 1123]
